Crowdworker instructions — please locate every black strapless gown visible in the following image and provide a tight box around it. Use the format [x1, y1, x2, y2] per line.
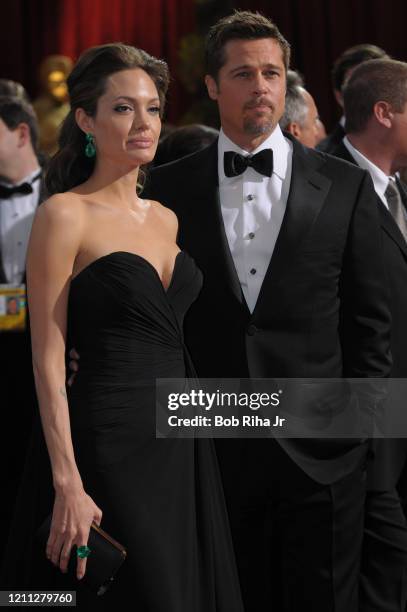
[1, 251, 243, 611]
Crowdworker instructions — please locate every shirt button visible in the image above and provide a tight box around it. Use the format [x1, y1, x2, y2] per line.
[250, 268, 256, 275]
[248, 232, 255, 240]
[247, 194, 254, 201]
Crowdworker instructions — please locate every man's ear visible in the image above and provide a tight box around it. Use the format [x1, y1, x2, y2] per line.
[334, 88, 344, 109]
[286, 122, 301, 139]
[374, 100, 393, 129]
[16, 123, 30, 148]
[75, 108, 94, 134]
[205, 75, 219, 101]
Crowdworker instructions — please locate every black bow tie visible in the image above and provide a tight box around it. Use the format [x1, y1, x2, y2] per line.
[0, 172, 41, 200]
[224, 149, 273, 178]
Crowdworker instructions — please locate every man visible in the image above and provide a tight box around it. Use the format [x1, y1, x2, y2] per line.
[317, 43, 388, 153]
[0, 79, 30, 102]
[144, 11, 391, 610]
[280, 69, 323, 148]
[0, 95, 44, 553]
[331, 58, 407, 612]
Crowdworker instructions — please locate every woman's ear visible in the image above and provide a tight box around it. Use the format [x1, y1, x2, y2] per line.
[75, 108, 94, 134]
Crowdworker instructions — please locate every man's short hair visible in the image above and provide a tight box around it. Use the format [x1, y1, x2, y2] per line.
[0, 95, 38, 153]
[0, 79, 30, 103]
[344, 59, 407, 134]
[205, 10, 290, 82]
[332, 43, 388, 92]
[280, 70, 307, 130]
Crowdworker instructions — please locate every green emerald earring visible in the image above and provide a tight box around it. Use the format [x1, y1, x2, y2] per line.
[85, 133, 96, 158]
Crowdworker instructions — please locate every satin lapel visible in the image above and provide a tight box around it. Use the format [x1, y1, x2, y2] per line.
[190, 141, 248, 309]
[253, 140, 332, 317]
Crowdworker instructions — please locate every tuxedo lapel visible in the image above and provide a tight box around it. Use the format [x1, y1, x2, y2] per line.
[185, 141, 248, 309]
[253, 139, 332, 317]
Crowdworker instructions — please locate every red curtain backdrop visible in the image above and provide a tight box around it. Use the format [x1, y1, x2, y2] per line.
[1, 0, 195, 122]
[2, 0, 407, 129]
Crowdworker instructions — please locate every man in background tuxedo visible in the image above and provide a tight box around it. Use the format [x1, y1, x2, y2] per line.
[317, 43, 388, 153]
[331, 58, 407, 612]
[279, 69, 323, 148]
[0, 95, 44, 553]
[145, 11, 392, 610]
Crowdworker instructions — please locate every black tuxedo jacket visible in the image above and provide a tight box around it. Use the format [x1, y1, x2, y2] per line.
[146, 136, 392, 483]
[332, 141, 407, 489]
[316, 122, 345, 154]
[332, 141, 407, 377]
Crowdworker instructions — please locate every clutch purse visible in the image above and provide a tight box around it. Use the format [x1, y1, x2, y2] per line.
[35, 514, 127, 596]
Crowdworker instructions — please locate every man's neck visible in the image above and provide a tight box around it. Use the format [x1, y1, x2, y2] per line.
[0, 150, 39, 185]
[347, 133, 394, 176]
[221, 126, 275, 153]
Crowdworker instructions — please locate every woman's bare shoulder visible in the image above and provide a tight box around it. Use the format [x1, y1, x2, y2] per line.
[147, 199, 178, 231]
[36, 192, 87, 226]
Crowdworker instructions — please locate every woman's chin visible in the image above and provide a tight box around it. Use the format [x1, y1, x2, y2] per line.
[124, 149, 155, 166]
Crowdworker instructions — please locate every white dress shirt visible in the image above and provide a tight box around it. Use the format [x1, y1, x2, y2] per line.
[0, 168, 41, 284]
[343, 137, 392, 209]
[218, 126, 292, 312]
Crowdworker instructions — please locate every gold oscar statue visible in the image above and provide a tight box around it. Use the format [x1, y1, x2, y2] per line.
[33, 55, 73, 156]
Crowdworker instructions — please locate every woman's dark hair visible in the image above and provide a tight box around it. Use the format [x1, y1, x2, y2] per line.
[45, 43, 169, 195]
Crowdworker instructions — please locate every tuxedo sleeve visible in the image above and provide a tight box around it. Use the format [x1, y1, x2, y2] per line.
[339, 171, 392, 377]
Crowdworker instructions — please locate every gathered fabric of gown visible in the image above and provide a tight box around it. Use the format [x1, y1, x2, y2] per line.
[1, 250, 243, 611]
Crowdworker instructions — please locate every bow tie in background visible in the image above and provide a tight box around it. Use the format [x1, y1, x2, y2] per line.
[0, 172, 41, 199]
[224, 149, 274, 178]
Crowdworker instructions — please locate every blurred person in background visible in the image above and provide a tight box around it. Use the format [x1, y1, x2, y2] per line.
[280, 69, 324, 148]
[332, 58, 407, 612]
[0, 95, 45, 553]
[317, 43, 389, 153]
[154, 123, 218, 166]
[0, 79, 30, 103]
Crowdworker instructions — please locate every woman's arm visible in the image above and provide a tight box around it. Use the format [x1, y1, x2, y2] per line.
[27, 195, 102, 579]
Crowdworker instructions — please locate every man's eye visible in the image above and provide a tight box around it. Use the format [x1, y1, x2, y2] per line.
[265, 71, 279, 78]
[235, 72, 250, 78]
[114, 104, 132, 112]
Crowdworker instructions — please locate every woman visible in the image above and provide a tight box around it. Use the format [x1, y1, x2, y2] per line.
[1, 43, 243, 611]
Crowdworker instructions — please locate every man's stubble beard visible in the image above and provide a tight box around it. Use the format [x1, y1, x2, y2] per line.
[243, 109, 276, 136]
[243, 118, 275, 136]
